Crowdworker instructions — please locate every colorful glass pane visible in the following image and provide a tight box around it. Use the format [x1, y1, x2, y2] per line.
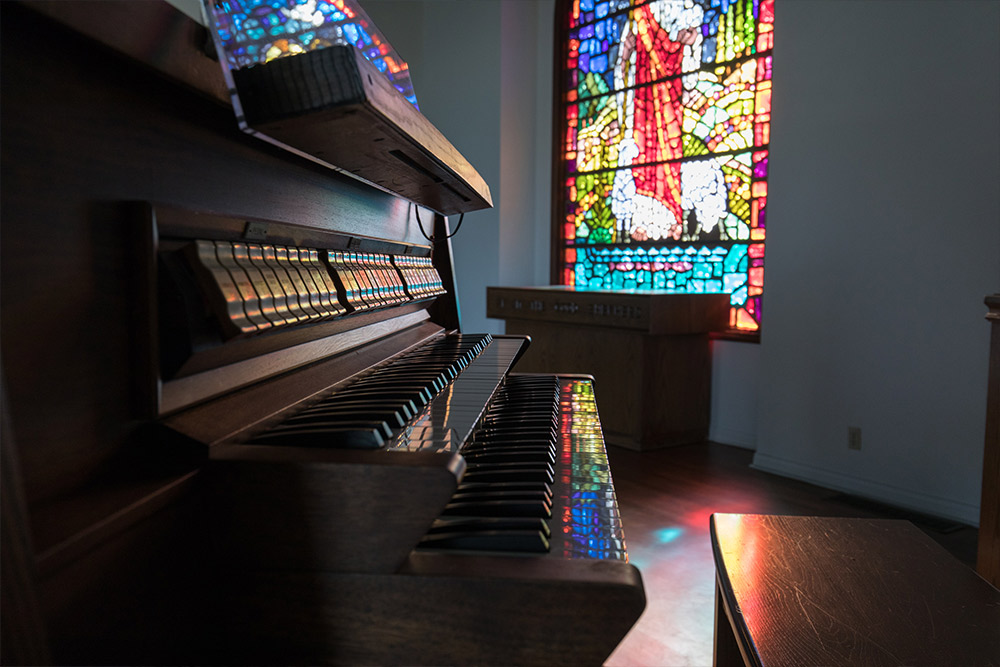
[205, 0, 419, 108]
[558, 0, 774, 331]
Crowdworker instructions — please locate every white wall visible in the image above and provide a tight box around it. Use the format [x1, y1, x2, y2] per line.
[365, 0, 553, 334]
[366, 0, 503, 334]
[754, 0, 1000, 525]
[709, 340, 760, 449]
[166, 0, 203, 22]
[499, 1, 554, 289]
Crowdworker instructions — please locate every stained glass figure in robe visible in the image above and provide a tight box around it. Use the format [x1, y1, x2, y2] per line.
[560, 0, 774, 331]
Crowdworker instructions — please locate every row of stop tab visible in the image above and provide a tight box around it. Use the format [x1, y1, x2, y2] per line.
[183, 239, 446, 339]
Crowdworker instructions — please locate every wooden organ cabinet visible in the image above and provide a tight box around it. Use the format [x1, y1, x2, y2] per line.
[0, 2, 644, 665]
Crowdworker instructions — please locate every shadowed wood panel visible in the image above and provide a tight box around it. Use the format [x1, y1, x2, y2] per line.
[0, 377, 50, 666]
[217, 556, 644, 666]
[204, 444, 463, 574]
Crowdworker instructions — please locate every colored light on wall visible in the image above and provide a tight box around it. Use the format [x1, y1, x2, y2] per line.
[558, 0, 774, 332]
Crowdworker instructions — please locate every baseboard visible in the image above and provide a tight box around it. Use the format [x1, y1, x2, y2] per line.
[751, 452, 980, 527]
[708, 424, 756, 450]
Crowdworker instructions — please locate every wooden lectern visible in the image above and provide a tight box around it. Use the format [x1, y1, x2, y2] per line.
[487, 286, 729, 450]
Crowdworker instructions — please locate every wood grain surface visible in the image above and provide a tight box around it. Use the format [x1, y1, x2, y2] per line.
[205, 445, 463, 574]
[711, 514, 1000, 667]
[218, 555, 645, 666]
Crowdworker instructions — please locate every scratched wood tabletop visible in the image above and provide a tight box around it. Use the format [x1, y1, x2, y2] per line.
[711, 513, 1000, 667]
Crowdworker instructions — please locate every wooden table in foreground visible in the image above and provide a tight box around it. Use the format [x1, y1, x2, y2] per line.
[710, 513, 1000, 667]
[486, 286, 729, 450]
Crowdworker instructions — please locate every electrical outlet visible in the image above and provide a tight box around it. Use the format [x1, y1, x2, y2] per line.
[848, 426, 862, 451]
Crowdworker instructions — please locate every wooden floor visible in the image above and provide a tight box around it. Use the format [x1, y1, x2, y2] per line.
[603, 442, 979, 667]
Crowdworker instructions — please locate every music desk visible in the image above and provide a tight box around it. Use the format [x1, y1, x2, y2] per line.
[486, 286, 729, 450]
[710, 514, 1000, 667]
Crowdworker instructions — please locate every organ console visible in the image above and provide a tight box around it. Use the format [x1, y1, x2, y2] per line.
[0, 2, 645, 665]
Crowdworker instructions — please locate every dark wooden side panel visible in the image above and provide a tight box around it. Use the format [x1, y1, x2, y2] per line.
[641, 333, 713, 446]
[0, 3, 423, 506]
[204, 445, 462, 575]
[0, 375, 50, 666]
[218, 557, 645, 666]
[0, 4, 443, 662]
[36, 482, 214, 665]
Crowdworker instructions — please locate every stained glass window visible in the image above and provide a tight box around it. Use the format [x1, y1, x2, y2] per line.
[556, 0, 773, 332]
[205, 0, 419, 108]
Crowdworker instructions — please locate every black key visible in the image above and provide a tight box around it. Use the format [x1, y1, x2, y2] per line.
[285, 408, 408, 429]
[480, 416, 559, 428]
[324, 390, 425, 412]
[419, 530, 550, 553]
[462, 467, 554, 485]
[250, 425, 386, 449]
[450, 489, 552, 503]
[299, 399, 416, 421]
[462, 449, 556, 464]
[269, 418, 393, 438]
[455, 481, 552, 497]
[441, 499, 551, 519]
[470, 432, 557, 445]
[428, 516, 551, 536]
[339, 384, 434, 404]
[463, 440, 556, 451]
[466, 459, 554, 472]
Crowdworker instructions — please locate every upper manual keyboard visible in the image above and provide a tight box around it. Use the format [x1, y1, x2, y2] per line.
[247, 333, 524, 451]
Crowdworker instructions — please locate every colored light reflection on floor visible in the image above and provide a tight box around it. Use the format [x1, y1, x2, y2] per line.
[653, 526, 684, 544]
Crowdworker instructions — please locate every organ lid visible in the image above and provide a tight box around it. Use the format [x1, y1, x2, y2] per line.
[202, 0, 493, 215]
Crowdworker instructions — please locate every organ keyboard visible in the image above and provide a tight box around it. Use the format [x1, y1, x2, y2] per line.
[208, 360, 643, 665]
[0, 2, 644, 665]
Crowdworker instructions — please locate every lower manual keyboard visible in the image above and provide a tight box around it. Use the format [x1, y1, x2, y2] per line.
[418, 374, 630, 561]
